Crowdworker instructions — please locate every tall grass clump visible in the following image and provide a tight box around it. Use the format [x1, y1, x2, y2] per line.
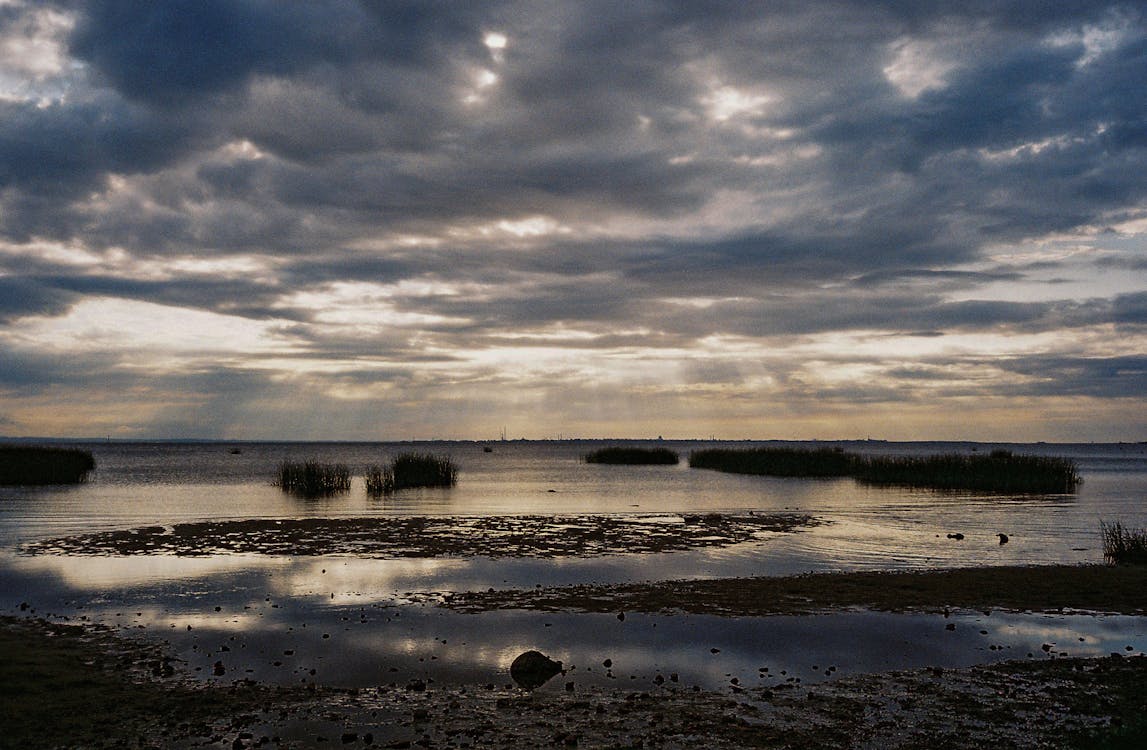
[275, 461, 351, 497]
[1101, 521, 1147, 565]
[0, 445, 96, 485]
[584, 446, 679, 465]
[688, 447, 855, 477]
[854, 452, 1081, 493]
[688, 445, 1080, 493]
[366, 453, 458, 495]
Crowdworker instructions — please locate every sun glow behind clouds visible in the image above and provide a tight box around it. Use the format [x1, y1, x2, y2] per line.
[11, 298, 291, 355]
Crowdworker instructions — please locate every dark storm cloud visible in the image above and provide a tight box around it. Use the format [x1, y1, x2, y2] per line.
[994, 355, 1147, 399]
[0, 95, 200, 197]
[1113, 291, 1147, 324]
[69, 0, 366, 103]
[0, 277, 74, 322]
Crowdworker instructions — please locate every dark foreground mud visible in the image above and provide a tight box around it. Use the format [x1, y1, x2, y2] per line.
[18, 512, 817, 558]
[2, 615, 1145, 749]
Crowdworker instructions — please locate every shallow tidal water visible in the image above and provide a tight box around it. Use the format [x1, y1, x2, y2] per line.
[2, 439, 1146, 691]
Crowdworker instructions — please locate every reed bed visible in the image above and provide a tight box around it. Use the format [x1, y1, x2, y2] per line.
[366, 453, 458, 495]
[688, 447, 854, 477]
[688, 446, 1080, 493]
[0, 445, 96, 485]
[1101, 520, 1147, 565]
[855, 451, 1081, 493]
[275, 460, 351, 497]
[584, 446, 679, 465]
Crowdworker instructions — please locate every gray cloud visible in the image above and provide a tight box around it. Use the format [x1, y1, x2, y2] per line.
[1, 1, 1145, 438]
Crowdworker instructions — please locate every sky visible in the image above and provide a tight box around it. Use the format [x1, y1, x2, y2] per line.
[1, 1, 1146, 442]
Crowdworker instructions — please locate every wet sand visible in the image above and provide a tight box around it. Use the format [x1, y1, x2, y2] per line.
[3, 612, 1145, 749]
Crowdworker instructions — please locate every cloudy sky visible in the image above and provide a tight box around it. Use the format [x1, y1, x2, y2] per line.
[2, 1, 1146, 441]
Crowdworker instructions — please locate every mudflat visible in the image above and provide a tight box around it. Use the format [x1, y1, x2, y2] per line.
[4, 562, 1147, 749]
[442, 563, 1147, 616]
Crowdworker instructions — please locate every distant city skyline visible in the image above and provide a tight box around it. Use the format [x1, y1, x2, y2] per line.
[2, 1, 1146, 442]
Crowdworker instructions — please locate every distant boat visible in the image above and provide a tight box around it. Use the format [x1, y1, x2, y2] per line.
[229, 448, 242, 455]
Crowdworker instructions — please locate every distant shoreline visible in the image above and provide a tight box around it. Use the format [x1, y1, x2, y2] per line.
[4, 436, 1146, 447]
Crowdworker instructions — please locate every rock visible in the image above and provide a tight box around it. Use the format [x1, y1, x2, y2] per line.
[509, 650, 564, 690]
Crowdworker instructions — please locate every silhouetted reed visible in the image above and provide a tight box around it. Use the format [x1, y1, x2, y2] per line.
[275, 460, 351, 497]
[366, 453, 457, 495]
[689, 446, 1079, 493]
[688, 447, 853, 477]
[855, 452, 1081, 493]
[584, 446, 679, 465]
[1101, 520, 1147, 565]
[0, 445, 96, 485]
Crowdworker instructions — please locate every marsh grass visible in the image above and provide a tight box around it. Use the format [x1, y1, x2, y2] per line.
[1101, 521, 1147, 565]
[366, 453, 457, 495]
[856, 451, 1081, 493]
[275, 461, 351, 497]
[688, 446, 853, 477]
[584, 446, 679, 465]
[0, 445, 96, 485]
[689, 446, 1080, 493]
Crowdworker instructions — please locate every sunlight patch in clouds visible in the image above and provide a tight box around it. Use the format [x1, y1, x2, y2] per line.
[11, 298, 290, 355]
[0, 3, 74, 101]
[882, 37, 956, 98]
[279, 282, 472, 329]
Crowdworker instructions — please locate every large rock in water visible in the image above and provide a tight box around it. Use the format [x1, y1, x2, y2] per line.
[510, 650, 563, 689]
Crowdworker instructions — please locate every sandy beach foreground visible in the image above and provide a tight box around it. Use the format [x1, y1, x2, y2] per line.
[3, 564, 1146, 749]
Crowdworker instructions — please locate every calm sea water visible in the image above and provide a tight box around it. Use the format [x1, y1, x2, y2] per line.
[2, 439, 1145, 691]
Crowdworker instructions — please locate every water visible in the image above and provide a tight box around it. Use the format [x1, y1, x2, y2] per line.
[2, 439, 1146, 691]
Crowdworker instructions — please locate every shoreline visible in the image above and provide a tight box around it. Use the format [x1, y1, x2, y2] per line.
[3, 606, 1145, 749]
[441, 563, 1147, 617]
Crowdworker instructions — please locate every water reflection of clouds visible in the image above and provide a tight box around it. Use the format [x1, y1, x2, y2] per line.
[9, 551, 292, 589]
[267, 557, 470, 603]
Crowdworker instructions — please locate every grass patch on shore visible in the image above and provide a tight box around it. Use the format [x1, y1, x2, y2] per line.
[584, 446, 679, 465]
[275, 460, 351, 497]
[0, 445, 95, 485]
[689, 446, 852, 477]
[1101, 521, 1147, 565]
[366, 453, 457, 495]
[688, 446, 1080, 493]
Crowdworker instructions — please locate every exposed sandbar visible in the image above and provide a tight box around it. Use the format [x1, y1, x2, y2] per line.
[20, 512, 818, 558]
